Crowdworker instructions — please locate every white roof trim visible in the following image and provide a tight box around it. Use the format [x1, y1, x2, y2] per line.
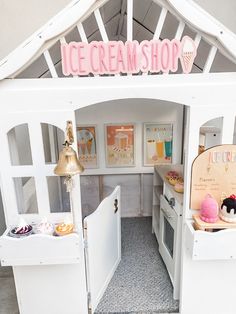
[1, 0, 236, 80]
[165, 0, 236, 59]
[0, 0, 105, 80]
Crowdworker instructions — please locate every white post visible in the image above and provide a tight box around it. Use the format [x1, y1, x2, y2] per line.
[153, 7, 168, 40]
[127, 0, 133, 41]
[43, 50, 58, 78]
[203, 46, 217, 73]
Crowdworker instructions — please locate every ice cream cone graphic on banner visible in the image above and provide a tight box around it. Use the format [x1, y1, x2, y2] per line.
[180, 36, 197, 74]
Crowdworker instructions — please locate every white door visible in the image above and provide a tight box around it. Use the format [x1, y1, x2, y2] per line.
[84, 186, 121, 313]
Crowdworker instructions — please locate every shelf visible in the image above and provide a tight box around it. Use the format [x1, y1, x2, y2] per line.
[185, 220, 236, 261]
[0, 231, 81, 266]
[154, 165, 184, 206]
[193, 214, 236, 231]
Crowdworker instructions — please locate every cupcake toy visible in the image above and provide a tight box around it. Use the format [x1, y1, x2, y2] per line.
[200, 194, 219, 223]
[169, 176, 183, 186]
[10, 218, 33, 238]
[55, 220, 74, 236]
[168, 175, 179, 186]
[220, 194, 236, 223]
[34, 217, 54, 235]
[174, 182, 184, 194]
[165, 171, 179, 180]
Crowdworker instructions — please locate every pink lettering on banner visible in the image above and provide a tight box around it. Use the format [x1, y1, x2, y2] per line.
[70, 42, 79, 74]
[61, 36, 197, 76]
[108, 41, 118, 73]
[150, 41, 160, 73]
[171, 40, 180, 72]
[160, 40, 171, 72]
[77, 43, 87, 75]
[117, 42, 125, 72]
[90, 42, 99, 73]
[98, 42, 108, 74]
[140, 40, 150, 73]
[126, 41, 139, 73]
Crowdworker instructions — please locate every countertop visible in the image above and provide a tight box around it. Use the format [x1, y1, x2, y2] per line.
[154, 164, 184, 205]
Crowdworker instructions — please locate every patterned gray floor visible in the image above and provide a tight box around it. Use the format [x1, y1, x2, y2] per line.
[95, 217, 179, 314]
[0, 266, 19, 314]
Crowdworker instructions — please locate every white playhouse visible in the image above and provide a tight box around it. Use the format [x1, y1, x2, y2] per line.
[1, 1, 236, 314]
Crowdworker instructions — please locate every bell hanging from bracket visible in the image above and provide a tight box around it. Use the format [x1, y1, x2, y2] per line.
[54, 121, 84, 179]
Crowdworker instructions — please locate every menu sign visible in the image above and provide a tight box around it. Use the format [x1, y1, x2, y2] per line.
[191, 145, 236, 210]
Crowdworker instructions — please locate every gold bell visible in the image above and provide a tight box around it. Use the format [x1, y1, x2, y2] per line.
[54, 145, 84, 176]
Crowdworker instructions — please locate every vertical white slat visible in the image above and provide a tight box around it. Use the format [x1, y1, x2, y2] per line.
[77, 22, 98, 77]
[43, 50, 58, 78]
[194, 33, 201, 48]
[127, 0, 133, 41]
[175, 21, 185, 40]
[94, 8, 109, 42]
[117, 0, 126, 40]
[163, 20, 185, 76]
[222, 115, 235, 144]
[48, 125, 57, 163]
[203, 46, 217, 73]
[59, 37, 67, 45]
[7, 131, 25, 214]
[153, 7, 168, 40]
[28, 122, 51, 216]
[127, 0, 133, 76]
[77, 23, 88, 43]
[140, 173, 144, 216]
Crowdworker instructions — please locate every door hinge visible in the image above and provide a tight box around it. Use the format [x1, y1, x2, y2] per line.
[88, 292, 92, 314]
[84, 239, 88, 249]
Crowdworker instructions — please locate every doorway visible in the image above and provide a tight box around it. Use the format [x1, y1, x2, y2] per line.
[76, 98, 184, 313]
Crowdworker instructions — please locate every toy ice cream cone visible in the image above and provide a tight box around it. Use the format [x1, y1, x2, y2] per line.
[80, 138, 86, 155]
[180, 36, 197, 74]
[86, 138, 93, 154]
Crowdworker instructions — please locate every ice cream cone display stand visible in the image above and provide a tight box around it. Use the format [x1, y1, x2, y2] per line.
[1, 0, 236, 313]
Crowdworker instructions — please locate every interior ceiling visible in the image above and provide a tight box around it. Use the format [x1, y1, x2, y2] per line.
[17, 0, 236, 79]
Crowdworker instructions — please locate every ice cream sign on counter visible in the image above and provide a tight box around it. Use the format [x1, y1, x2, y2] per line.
[61, 36, 197, 76]
[191, 145, 236, 210]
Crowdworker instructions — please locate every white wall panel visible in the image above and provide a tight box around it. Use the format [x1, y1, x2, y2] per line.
[0, 191, 6, 235]
[143, 173, 153, 216]
[77, 98, 183, 218]
[76, 98, 183, 175]
[103, 174, 141, 217]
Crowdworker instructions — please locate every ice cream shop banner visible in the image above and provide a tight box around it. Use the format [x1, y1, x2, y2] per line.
[61, 36, 197, 76]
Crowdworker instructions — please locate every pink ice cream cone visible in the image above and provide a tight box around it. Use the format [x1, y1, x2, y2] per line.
[180, 36, 197, 74]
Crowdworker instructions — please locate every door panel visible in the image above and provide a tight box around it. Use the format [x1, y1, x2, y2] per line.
[84, 186, 121, 312]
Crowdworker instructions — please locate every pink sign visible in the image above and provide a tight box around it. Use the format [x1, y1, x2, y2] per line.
[61, 36, 196, 76]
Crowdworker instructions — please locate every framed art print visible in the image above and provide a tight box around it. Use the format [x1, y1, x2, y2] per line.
[76, 125, 98, 169]
[105, 123, 135, 167]
[144, 123, 173, 166]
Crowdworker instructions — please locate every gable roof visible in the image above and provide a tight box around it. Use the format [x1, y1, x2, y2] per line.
[1, 0, 236, 80]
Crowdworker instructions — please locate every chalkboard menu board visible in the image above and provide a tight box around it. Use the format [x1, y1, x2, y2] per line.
[190, 145, 236, 210]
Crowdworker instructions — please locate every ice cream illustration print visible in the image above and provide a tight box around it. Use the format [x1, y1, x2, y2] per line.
[77, 126, 98, 168]
[180, 36, 197, 74]
[105, 124, 135, 167]
[144, 123, 173, 166]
